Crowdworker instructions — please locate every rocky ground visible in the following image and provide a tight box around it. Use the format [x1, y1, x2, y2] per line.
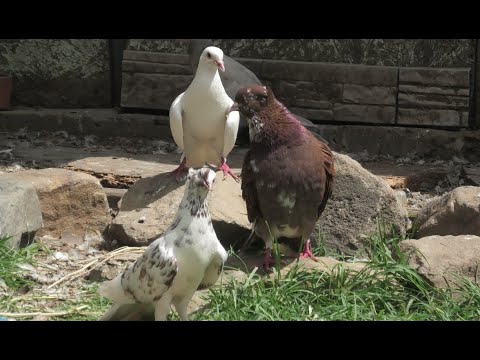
[1, 129, 480, 320]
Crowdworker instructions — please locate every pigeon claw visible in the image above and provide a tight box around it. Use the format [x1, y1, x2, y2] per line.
[218, 160, 240, 182]
[298, 239, 318, 262]
[170, 157, 187, 182]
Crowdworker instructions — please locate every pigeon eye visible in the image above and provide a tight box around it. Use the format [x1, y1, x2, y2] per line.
[207, 52, 211, 58]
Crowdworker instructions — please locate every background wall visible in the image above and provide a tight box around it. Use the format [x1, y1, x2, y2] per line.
[0, 39, 111, 108]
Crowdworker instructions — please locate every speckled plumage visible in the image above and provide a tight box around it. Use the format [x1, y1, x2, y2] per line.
[98, 168, 227, 321]
[235, 85, 334, 266]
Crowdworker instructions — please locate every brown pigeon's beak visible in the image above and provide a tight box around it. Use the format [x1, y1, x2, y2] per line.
[230, 102, 239, 112]
[215, 60, 225, 72]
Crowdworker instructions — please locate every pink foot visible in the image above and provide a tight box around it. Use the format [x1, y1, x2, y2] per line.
[170, 157, 187, 182]
[218, 158, 240, 182]
[261, 248, 276, 270]
[299, 239, 318, 262]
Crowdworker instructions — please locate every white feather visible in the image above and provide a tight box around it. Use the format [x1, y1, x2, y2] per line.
[169, 46, 239, 168]
[169, 92, 185, 151]
[98, 168, 227, 321]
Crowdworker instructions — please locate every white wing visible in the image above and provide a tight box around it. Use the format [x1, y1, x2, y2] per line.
[98, 237, 177, 305]
[169, 92, 185, 151]
[222, 110, 240, 158]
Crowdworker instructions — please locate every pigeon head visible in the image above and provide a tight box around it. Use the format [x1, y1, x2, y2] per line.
[232, 85, 305, 145]
[232, 85, 271, 117]
[199, 46, 225, 72]
[187, 167, 217, 192]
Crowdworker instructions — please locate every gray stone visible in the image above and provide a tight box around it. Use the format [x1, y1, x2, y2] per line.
[289, 107, 333, 121]
[399, 84, 470, 97]
[122, 61, 192, 75]
[294, 99, 332, 109]
[342, 64, 398, 86]
[461, 112, 470, 127]
[0, 39, 110, 108]
[109, 172, 249, 247]
[333, 104, 395, 124]
[1, 169, 110, 238]
[234, 57, 263, 76]
[399, 67, 470, 87]
[122, 50, 190, 65]
[398, 92, 469, 110]
[317, 153, 409, 254]
[413, 186, 480, 238]
[400, 235, 480, 288]
[0, 108, 172, 141]
[0, 178, 43, 248]
[343, 84, 396, 105]
[259, 61, 397, 86]
[259, 60, 346, 82]
[398, 108, 461, 126]
[120, 73, 193, 110]
[105, 188, 127, 210]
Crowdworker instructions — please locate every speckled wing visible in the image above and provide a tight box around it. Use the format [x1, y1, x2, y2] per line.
[120, 237, 178, 304]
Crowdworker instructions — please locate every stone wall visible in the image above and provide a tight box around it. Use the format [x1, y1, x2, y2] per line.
[126, 39, 475, 67]
[120, 50, 471, 128]
[0, 39, 111, 108]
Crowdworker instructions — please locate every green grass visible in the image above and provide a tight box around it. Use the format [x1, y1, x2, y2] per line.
[1, 227, 480, 321]
[0, 236, 44, 290]
[190, 224, 480, 321]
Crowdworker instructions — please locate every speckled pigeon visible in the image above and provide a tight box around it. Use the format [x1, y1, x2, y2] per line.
[169, 46, 240, 182]
[98, 167, 228, 321]
[233, 85, 335, 269]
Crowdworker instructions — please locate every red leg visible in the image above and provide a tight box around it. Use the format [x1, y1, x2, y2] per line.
[261, 248, 276, 270]
[170, 157, 187, 182]
[299, 239, 318, 262]
[218, 157, 240, 182]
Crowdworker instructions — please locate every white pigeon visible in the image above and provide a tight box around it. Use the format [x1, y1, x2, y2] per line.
[98, 167, 228, 321]
[169, 46, 240, 182]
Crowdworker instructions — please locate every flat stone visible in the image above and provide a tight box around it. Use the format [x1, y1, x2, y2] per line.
[400, 235, 480, 288]
[398, 108, 461, 126]
[333, 104, 396, 124]
[343, 84, 396, 105]
[120, 73, 193, 110]
[399, 67, 470, 87]
[413, 186, 480, 238]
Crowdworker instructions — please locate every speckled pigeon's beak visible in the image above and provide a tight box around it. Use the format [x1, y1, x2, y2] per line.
[215, 60, 225, 72]
[230, 102, 239, 112]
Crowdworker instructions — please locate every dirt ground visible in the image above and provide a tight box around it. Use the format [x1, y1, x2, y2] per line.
[1, 128, 479, 320]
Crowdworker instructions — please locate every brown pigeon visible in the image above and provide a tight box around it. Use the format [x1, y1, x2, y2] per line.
[233, 85, 335, 269]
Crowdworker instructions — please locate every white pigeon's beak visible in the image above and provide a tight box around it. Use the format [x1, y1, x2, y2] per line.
[215, 60, 225, 72]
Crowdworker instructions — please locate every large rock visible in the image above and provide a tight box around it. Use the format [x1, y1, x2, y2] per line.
[0, 178, 43, 248]
[109, 172, 250, 247]
[413, 186, 480, 238]
[110, 152, 408, 256]
[1, 169, 109, 238]
[399, 235, 480, 288]
[317, 152, 409, 254]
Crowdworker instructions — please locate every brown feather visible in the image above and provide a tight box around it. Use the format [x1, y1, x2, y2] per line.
[237, 85, 334, 251]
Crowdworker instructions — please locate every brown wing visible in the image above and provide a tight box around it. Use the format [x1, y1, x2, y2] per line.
[314, 136, 335, 217]
[241, 150, 262, 223]
[244, 136, 334, 231]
